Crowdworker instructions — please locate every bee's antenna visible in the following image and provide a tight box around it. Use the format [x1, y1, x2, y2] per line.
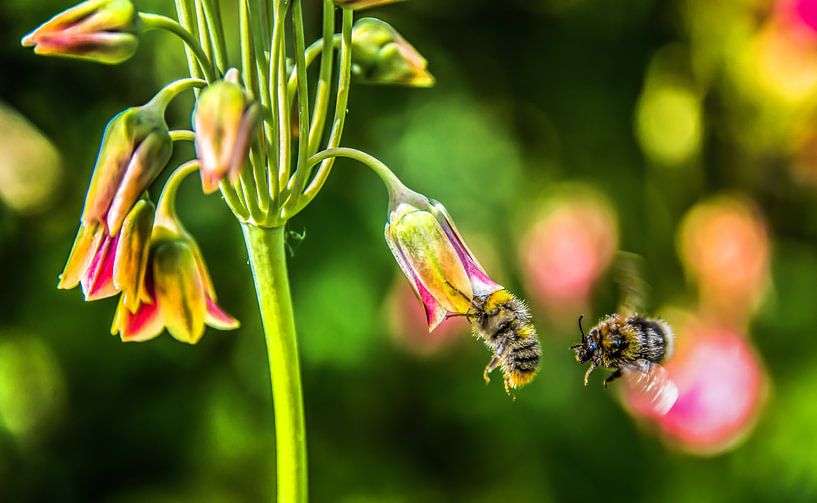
[570, 314, 587, 350]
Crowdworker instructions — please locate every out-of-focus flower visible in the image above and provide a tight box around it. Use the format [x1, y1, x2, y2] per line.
[21, 0, 139, 65]
[636, 81, 703, 167]
[678, 195, 770, 323]
[351, 18, 434, 87]
[111, 164, 239, 344]
[59, 198, 154, 304]
[793, 0, 817, 33]
[387, 276, 468, 356]
[0, 101, 62, 214]
[385, 188, 502, 331]
[0, 333, 65, 441]
[334, 0, 403, 9]
[194, 69, 260, 194]
[519, 186, 618, 323]
[632, 320, 766, 455]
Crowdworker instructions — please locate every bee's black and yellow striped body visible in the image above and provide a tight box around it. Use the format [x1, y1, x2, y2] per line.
[574, 313, 674, 387]
[470, 289, 541, 396]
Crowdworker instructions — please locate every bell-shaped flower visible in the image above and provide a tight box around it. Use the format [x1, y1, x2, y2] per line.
[111, 162, 239, 343]
[59, 197, 154, 304]
[385, 187, 502, 331]
[334, 0, 403, 9]
[351, 18, 434, 87]
[21, 0, 139, 65]
[193, 69, 260, 194]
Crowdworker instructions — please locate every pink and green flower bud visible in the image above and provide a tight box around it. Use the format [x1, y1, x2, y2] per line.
[82, 100, 172, 236]
[385, 190, 501, 330]
[193, 69, 260, 194]
[58, 197, 153, 303]
[351, 18, 434, 87]
[333, 0, 404, 9]
[21, 0, 138, 65]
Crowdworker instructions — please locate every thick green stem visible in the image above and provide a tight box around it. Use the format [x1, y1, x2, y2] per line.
[242, 224, 308, 503]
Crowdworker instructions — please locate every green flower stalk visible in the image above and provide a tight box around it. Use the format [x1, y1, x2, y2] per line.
[21, 0, 139, 64]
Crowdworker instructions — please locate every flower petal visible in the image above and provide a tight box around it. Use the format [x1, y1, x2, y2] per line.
[205, 296, 240, 330]
[386, 220, 455, 331]
[113, 199, 155, 312]
[153, 241, 207, 344]
[81, 232, 120, 301]
[58, 222, 105, 290]
[392, 208, 474, 314]
[111, 295, 163, 342]
[431, 200, 503, 297]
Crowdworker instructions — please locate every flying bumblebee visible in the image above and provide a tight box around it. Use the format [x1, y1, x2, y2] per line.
[570, 253, 678, 415]
[463, 288, 541, 398]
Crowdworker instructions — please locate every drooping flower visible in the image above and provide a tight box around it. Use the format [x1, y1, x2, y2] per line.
[57, 96, 173, 302]
[111, 162, 239, 344]
[21, 0, 139, 65]
[193, 69, 260, 194]
[351, 18, 434, 87]
[385, 187, 502, 330]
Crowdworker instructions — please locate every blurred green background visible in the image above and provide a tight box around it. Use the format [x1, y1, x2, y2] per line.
[3, 0, 817, 501]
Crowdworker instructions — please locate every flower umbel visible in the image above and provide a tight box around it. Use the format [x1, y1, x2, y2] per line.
[21, 0, 139, 65]
[194, 69, 260, 194]
[385, 188, 502, 330]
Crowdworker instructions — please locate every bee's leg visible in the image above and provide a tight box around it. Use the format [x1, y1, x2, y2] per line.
[603, 369, 622, 389]
[503, 378, 517, 401]
[583, 362, 598, 386]
[483, 356, 501, 384]
[483, 337, 509, 384]
[444, 280, 481, 310]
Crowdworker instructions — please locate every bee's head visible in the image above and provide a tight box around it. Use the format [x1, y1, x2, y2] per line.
[571, 314, 598, 364]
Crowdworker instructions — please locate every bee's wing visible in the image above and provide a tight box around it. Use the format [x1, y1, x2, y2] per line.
[614, 251, 648, 317]
[622, 360, 678, 417]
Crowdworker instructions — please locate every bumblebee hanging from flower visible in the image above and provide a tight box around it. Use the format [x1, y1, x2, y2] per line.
[571, 252, 678, 415]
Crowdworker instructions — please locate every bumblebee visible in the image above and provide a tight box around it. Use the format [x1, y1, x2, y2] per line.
[571, 253, 678, 415]
[469, 289, 541, 398]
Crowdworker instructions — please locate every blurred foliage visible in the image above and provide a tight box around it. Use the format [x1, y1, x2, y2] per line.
[3, 0, 817, 501]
